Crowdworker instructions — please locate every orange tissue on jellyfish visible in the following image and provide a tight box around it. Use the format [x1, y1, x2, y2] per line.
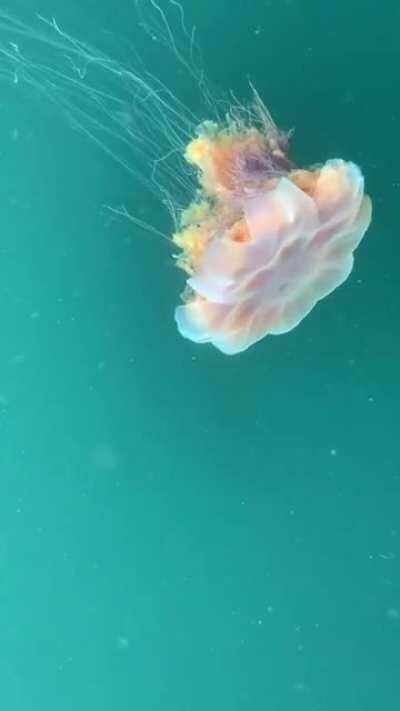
[173, 99, 372, 355]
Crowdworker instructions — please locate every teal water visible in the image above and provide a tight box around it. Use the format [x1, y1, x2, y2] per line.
[0, 1, 399, 710]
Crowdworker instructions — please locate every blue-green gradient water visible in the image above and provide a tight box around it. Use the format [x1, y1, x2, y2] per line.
[0, 1, 399, 710]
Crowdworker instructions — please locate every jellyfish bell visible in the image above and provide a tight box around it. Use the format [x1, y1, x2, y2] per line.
[174, 118, 372, 354]
[0, 3, 372, 355]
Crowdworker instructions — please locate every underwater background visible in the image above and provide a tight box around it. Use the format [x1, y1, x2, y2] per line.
[0, 0, 399, 709]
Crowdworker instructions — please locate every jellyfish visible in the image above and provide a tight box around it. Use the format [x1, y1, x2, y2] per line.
[173, 103, 372, 354]
[0, 3, 371, 355]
